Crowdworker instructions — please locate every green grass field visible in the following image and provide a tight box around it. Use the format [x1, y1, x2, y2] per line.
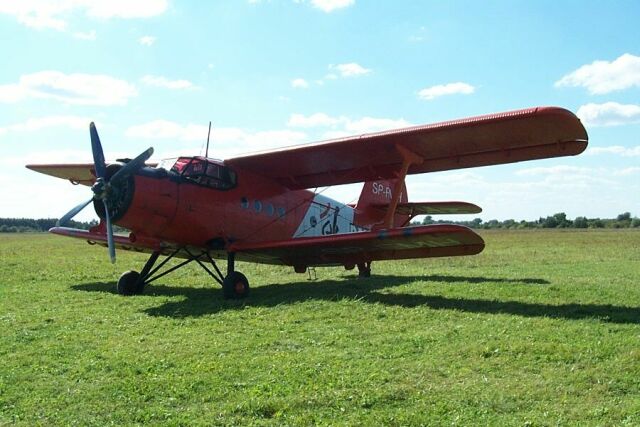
[1, 230, 639, 426]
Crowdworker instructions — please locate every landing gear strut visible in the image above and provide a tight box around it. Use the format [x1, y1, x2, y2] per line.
[357, 262, 372, 278]
[115, 248, 249, 299]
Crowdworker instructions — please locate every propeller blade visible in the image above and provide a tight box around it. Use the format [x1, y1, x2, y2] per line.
[90, 122, 107, 179]
[57, 198, 93, 227]
[103, 199, 116, 264]
[109, 147, 154, 185]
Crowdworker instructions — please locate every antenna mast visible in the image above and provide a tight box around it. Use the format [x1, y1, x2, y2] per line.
[205, 121, 212, 158]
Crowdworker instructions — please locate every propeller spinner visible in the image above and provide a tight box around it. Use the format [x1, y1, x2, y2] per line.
[57, 122, 153, 263]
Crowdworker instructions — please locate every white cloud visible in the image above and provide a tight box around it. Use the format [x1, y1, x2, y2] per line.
[614, 167, 640, 176]
[298, 63, 370, 87]
[287, 112, 412, 136]
[82, 0, 168, 19]
[0, 115, 92, 136]
[288, 113, 342, 127]
[125, 121, 309, 157]
[0, 71, 137, 106]
[418, 82, 475, 100]
[141, 75, 195, 90]
[291, 78, 309, 89]
[330, 63, 371, 77]
[586, 145, 640, 157]
[4, 149, 95, 167]
[73, 30, 96, 40]
[408, 26, 427, 43]
[343, 117, 412, 134]
[139, 35, 156, 46]
[126, 120, 206, 141]
[0, 0, 168, 31]
[310, 0, 355, 13]
[555, 53, 640, 95]
[516, 165, 595, 176]
[577, 102, 640, 127]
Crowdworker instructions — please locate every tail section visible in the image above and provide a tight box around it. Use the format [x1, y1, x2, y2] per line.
[354, 179, 409, 229]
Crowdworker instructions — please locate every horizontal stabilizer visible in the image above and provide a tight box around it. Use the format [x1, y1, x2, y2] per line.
[373, 201, 482, 216]
[230, 224, 485, 267]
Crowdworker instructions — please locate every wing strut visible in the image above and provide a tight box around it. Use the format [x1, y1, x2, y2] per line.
[382, 144, 423, 228]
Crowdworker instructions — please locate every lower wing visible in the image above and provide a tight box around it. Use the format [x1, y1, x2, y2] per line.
[50, 224, 484, 269]
[230, 224, 484, 267]
[49, 226, 161, 253]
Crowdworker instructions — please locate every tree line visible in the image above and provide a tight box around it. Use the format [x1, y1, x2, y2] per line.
[0, 218, 97, 233]
[420, 212, 640, 229]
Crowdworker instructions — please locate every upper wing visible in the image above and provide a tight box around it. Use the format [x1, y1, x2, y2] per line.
[230, 224, 484, 267]
[26, 163, 97, 186]
[26, 162, 158, 186]
[226, 106, 588, 190]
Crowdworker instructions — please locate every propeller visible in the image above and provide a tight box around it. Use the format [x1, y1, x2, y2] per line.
[58, 122, 153, 263]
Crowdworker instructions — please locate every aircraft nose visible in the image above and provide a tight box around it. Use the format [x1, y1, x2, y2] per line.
[93, 163, 136, 223]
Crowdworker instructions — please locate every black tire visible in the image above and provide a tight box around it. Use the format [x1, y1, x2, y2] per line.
[222, 271, 250, 299]
[117, 270, 143, 296]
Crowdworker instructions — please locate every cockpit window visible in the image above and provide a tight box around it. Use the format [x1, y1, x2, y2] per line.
[184, 159, 206, 176]
[170, 157, 237, 190]
[171, 157, 192, 174]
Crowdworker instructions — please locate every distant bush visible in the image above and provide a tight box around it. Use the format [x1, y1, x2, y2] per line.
[417, 212, 639, 230]
[0, 218, 96, 232]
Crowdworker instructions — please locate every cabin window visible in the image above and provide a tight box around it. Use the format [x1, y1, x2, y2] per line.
[240, 197, 249, 209]
[172, 157, 237, 190]
[266, 203, 275, 216]
[254, 200, 262, 212]
[277, 207, 286, 220]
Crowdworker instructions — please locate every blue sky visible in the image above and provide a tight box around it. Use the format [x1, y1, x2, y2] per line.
[0, 0, 638, 222]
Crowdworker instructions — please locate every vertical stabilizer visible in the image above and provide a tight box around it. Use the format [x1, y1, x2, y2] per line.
[354, 179, 410, 229]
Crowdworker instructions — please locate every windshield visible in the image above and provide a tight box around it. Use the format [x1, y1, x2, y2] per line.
[156, 158, 179, 171]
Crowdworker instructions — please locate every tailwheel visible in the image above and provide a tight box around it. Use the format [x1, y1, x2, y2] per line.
[222, 271, 250, 299]
[117, 270, 144, 296]
[357, 262, 371, 278]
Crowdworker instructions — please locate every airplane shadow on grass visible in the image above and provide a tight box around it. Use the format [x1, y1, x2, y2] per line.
[73, 274, 640, 325]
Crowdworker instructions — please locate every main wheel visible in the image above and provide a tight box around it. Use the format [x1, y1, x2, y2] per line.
[117, 270, 143, 296]
[222, 271, 250, 299]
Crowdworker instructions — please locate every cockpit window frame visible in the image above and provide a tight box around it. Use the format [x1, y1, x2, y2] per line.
[169, 157, 237, 191]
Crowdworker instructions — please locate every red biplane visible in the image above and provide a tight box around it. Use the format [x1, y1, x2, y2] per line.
[27, 106, 588, 298]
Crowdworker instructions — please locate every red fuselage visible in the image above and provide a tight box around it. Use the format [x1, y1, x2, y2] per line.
[114, 156, 364, 249]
